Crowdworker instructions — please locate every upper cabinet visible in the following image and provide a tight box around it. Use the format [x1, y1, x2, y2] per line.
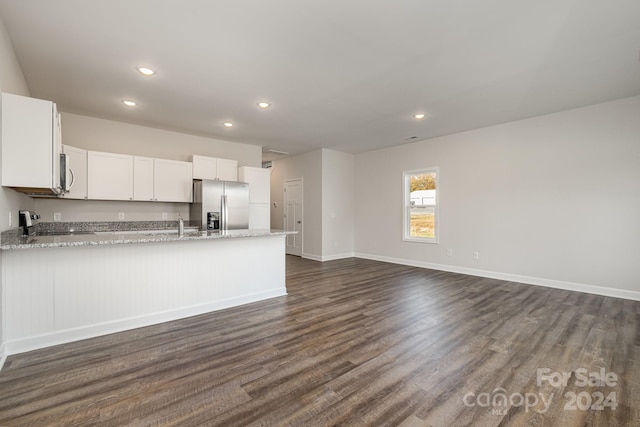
[133, 156, 155, 201]
[216, 158, 238, 181]
[134, 157, 192, 203]
[61, 145, 88, 200]
[1, 96, 230, 204]
[191, 155, 238, 181]
[1, 93, 63, 195]
[238, 166, 270, 204]
[153, 158, 193, 203]
[87, 151, 134, 201]
[77, 152, 195, 203]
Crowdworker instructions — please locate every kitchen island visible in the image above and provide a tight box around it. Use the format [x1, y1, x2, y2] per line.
[1, 228, 290, 361]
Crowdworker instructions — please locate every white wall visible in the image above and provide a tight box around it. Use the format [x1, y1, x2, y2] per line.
[34, 113, 263, 222]
[0, 10, 33, 367]
[322, 149, 355, 260]
[270, 150, 323, 258]
[0, 12, 33, 233]
[34, 199, 190, 223]
[60, 113, 261, 165]
[270, 148, 355, 261]
[354, 96, 640, 297]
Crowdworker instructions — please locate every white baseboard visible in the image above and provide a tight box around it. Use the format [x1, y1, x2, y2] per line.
[354, 252, 640, 302]
[4, 288, 287, 358]
[302, 252, 355, 262]
[0, 342, 6, 371]
[301, 252, 322, 261]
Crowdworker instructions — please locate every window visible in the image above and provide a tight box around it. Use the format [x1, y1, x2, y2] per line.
[403, 168, 438, 243]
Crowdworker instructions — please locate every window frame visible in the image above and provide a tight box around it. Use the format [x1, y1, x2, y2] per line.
[403, 167, 439, 244]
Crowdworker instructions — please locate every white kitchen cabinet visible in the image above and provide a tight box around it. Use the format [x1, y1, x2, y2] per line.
[191, 155, 238, 181]
[249, 204, 270, 229]
[133, 156, 155, 201]
[61, 145, 87, 199]
[238, 166, 270, 204]
[87, 151, 134, 200]
[153, 159, 193, 202]
[216, 158, 238, 181]
[1, 92, 63, 195]
[191, 155, 217, 180]
[133, 157, 192, 202]
[238, 166, 271, 229]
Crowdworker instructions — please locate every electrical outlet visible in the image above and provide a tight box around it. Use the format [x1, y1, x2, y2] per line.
[447, 248, 453, 257]
[53, 212, 62, 221]
[118, 212, 125, 220]
[162, 212, 168, 220]
[473, 251, 479, 260]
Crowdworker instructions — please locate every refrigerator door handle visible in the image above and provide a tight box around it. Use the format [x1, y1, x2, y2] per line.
[221, 194, 227, 230]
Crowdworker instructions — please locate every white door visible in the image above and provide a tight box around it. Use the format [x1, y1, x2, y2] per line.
[284, 179, 303, 256]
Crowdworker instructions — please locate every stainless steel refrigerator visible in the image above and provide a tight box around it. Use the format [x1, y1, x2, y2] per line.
[190, 180, 250, 231]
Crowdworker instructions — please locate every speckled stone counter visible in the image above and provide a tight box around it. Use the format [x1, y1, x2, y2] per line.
[0, 228, 291, 250]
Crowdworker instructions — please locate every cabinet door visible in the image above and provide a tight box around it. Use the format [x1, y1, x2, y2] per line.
[61, 145, 87, 199]
[216, 158, 238, 181]
[191, 155, 218, 180]
[87, 151, 133, 200]
[133, 156, 155, 201]
[52, 104, 62, 191]
[238, 166, 270, 204]
[249, 204, 270, 229]
[154, 159, 193, 202]
[1, 93, 57, 189]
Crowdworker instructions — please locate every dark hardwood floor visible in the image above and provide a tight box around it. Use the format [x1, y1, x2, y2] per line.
[0, 256, 638, 426]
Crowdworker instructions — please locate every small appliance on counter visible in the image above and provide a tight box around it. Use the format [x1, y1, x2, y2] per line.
[18, 210, 40, 236]
[190, 180, 249, 231]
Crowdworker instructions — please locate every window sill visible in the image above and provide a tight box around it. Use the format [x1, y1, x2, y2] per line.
[403, 237, 438, 244]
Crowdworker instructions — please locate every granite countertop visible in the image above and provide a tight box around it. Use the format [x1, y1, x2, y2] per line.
[0, 222, 293, 250]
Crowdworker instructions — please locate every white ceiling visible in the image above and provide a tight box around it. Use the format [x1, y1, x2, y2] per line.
[1, 0, 639, 161]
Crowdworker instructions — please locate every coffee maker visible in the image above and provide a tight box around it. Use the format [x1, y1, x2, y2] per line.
[18, 210, 40, 236]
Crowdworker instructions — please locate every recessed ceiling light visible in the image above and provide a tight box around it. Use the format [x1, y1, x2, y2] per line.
[413, 113, 426, 119]
[122, 100, 137, 107]
[223, 121, 234, 128]
[137, 67, 156, 76]
[257, 102, 271, 109]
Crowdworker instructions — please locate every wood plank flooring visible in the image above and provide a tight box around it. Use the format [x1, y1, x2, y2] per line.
[0, 256, 638, 426]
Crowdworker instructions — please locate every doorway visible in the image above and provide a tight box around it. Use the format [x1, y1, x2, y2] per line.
[284, 178, 303, 256]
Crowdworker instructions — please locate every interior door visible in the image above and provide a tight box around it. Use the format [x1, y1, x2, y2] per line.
[284, 179, 303, 256]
